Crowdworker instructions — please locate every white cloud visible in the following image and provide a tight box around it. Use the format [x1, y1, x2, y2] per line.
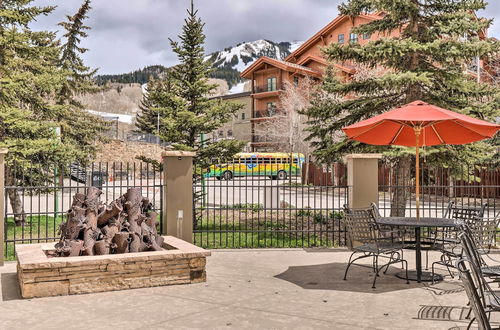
[30, 0, 500, 74]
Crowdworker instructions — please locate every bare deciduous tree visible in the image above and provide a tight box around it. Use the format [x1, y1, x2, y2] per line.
[252, 78, 318, 182]
[254, 78, 316, 154]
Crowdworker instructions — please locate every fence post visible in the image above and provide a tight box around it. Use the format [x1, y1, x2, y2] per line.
[162, 151, 196, 243]
[344, 154, 382, 209]
[0, 149, 7, 266]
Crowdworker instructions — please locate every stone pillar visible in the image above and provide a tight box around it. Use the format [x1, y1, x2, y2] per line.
[344, 154, 382, 209]
[0, 149, 7, 266]
[162, 151, 196, 243]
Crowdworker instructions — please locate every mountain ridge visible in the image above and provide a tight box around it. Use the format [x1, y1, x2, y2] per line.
[95, 39, 304, 89]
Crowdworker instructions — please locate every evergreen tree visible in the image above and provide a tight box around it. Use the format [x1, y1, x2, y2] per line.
[0, 1, 71, 224]
[136, 0, 244, 164]
[0, 0, 106, 225]
[305, 0, 500, 216]
[55, 0, 108, 163]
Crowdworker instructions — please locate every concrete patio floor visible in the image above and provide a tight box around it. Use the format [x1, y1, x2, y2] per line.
[1, 248, 498, 330]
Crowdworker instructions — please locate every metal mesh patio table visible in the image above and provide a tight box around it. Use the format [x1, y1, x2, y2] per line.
[376, 217, 463, 283]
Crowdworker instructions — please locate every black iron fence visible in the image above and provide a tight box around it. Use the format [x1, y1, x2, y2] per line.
[4, 156, 500, 258]
[3, 161, 162, 260]
[192, 159, 349, 249]
[377, 161, 500, 218]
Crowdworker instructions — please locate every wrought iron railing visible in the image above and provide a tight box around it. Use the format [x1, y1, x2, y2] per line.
[3, 161, 163, 260]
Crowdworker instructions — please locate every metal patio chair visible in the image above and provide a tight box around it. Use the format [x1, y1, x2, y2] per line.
[431, 202, 488, 282]
[461, 223, 500, 280]
[469, 213, 500, 255]
[342, 206, 409, 289]
[457, 259, 493, 330]
[460, 229, 500, 329]
[370, 202, 434, 270]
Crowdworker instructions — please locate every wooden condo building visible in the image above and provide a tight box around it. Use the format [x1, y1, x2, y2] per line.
[240, 11, 488, 151]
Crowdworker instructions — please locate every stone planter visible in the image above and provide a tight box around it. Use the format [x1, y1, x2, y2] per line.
[16, 236, 210, 298]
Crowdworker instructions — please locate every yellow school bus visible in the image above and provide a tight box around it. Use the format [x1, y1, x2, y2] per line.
[205, 152, 305, 180]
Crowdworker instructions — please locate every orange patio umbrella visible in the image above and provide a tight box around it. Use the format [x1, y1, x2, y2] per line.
[342, 100, 500, 218]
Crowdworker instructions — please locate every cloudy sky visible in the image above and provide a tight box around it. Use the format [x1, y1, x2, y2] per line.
[31, 0, 500, 75]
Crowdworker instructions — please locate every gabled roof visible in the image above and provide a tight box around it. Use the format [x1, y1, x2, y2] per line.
[285, 13, 383, 63]
[297, 55, 328, 66]
[240, 57, 321, 79]
[297, 55, 356, 74]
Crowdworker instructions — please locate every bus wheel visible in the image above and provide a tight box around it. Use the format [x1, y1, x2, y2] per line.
[215, 176, 222, 181]
[277, 170, 287, 180]
[223, 171, 233, 181]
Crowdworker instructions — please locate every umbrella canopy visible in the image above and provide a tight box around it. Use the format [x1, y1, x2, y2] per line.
[342, 100, 500, 219]
[343, 101, 500, 146]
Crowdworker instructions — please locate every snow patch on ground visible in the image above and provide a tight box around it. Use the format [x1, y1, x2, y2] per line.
[228, 82, 247, 94]
[87, 110, 134, 124]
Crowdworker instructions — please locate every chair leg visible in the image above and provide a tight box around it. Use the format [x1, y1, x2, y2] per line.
[401, 249, 404, 269]
[465, 305, 472, 319]
[466, 316, 476, 330]
[403, 259, 409, 284]
[383, 252, 395, 274]
[444, 255, 454, 279]
[372, 255, 379, 289]
[431, 261, 437, 285]
[343, 251, 357, 281]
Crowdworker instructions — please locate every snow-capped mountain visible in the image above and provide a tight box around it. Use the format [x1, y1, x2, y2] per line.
[205, 39, 304, 72]
[96, 40, 305, 92]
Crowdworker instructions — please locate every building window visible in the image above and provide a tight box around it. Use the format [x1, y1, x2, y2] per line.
[363, 33, 371, 40]
[267, 77, 277, 92]
[293, 76, 299, 86]
[349, 33, 358, 43]
[338, 34, 345, 44]
[267, 102, 276, 116]
[241, 113, 246, 120]
[218, 130, 224, 138]
[227, 130, 233, 138]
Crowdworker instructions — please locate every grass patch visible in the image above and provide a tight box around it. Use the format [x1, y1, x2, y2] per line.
[5, 215, 64, 261]
[194, 221, 337, 249]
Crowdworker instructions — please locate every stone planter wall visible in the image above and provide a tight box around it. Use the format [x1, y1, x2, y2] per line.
[16, 236, 210, 298]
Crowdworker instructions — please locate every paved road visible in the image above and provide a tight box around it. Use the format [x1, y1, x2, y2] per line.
[6, 176, 498, 219]
[5, 178, 162, 216]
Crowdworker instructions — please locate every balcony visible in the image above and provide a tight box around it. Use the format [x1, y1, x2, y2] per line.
[252, 109, 278, 121]
[253, 83, 284, 97]
[250, 135, 277, 146]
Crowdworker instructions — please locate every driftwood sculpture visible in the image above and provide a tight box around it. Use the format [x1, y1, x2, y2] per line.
[55, 187, 164, 257]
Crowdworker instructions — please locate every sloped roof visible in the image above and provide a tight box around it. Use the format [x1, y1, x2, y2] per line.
[297, 55, 356, 74]
[297, 55, 328, 66]
[240, 56, 321, 79]
[285, 13, 383, 63]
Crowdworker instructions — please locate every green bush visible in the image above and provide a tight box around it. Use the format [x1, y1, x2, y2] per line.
[329, 211, 344, 220]
[313, 213, 328, 224]
[297, 207, 313, 217]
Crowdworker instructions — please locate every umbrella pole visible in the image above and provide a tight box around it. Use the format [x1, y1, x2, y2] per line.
[415, 128, 421, 220]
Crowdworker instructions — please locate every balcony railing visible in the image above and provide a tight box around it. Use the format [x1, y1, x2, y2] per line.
[254, 83, 284, 94]
[251, 135, 275, 143]
[253, 109, 278, 118]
